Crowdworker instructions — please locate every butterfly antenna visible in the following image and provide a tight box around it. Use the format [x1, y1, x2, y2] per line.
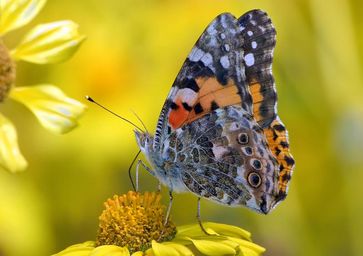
[128, 150, 141, 191]
[86, 96, 144, 132]
[130, 109, 149, 133]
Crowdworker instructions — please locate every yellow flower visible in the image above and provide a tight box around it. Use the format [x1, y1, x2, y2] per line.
[0, 0, 86, 173]
[53, 191, 266, 256]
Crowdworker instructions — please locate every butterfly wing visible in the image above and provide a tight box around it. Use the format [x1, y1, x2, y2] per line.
[152, 10, 294, 212]
[173, 105, 280, 213]
[237, 10, 295, 199]
[153, 13, 253, 150]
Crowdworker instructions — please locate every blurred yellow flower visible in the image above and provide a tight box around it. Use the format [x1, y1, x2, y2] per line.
[0, 0, 86, 173]
[53, 191, 265, 256]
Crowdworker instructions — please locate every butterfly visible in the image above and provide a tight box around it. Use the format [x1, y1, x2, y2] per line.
[134, 9, 295, 214]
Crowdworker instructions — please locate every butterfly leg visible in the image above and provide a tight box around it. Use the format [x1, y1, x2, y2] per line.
[158, 190, 173, 241]
[164, 190, 173, 226]
[128, 150, 141, 191]
[135, 159, 155, 192]
[197, 197, 215, 236]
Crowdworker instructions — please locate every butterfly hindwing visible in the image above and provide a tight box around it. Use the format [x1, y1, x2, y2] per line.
[238, 10, 294, 199]
[167, 105, 280, 213]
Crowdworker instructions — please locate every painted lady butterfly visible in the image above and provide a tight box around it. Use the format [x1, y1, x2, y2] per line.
[135, 9, 295, 214]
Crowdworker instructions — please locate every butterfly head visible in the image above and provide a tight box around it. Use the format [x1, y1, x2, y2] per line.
[134, 130, 153, 153]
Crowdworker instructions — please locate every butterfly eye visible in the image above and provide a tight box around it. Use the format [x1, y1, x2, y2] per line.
[145, 137, 150, 143]
[247, 172, 262, 188]
[237, 133, 249, 145]
[250, 158, 262, 170]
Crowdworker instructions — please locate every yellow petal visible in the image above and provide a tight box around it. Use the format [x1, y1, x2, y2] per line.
[67, 241, 96, 249]
[90, 245, 130, 256]
[228, 238, 265, 254]
[220, 240, 240, 249]
[145, 248, 155, 256]
[176, 222, 250, 241]
[203, 222, 251, 240]
[151, 240, 180, 256]
[131, 252, 144, 256]
[11, 20, 86, 64]
[176, 223, 217, 238]
[0, 0, 46, 35]
[162, 243, 193, 256]
[52, 241, 94, 256]
[0, 113, 27, 173]
[188, 238, 236, 256]
[238, 246, 265, 256]
[10, 85, 86, 134]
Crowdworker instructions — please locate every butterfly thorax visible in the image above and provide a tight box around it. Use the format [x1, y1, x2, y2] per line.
[134, 130, 187, 192]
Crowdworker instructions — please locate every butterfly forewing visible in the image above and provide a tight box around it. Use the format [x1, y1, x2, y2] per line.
[154, 13, 253, 150]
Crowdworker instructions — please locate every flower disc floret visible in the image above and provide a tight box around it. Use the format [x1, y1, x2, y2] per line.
[0, 40, 15, 102]
[96, 191, 177, 253]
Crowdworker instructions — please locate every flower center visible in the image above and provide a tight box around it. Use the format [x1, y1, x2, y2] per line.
[0, 39, 15, 102]
[96, 191, 177, 253]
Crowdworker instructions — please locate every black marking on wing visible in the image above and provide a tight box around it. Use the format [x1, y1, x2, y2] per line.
[211, 101, 219, 111]
[170, 102, 179, 110]
[194, 103, 204, 114]
[179, 78, 200, 92]
[182, 102, 193, 111]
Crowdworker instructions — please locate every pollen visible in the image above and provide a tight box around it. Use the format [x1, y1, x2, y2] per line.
[96, 191, 177, 253]
[0, 40, 15, 102]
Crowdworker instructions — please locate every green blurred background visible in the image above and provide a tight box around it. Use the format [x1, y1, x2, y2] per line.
[1, 0, 363, 255]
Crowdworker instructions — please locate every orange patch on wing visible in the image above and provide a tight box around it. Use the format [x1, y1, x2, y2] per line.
[263, 119, 295, 194]
[168, 77, 244, 129]
[199, 85, 240, 110]
[249, 81, 264, 122]
[188, 77, 242, 122]
[168, 98, 190, 129]
[196, 77, 224, 97]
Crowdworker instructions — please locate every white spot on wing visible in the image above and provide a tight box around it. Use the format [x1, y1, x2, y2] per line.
[229, 28, 236, 34]
[224, 44, 230, 52]
[236, 166, 245, 183]
[259, 25, 266, 32]
[208, 37, 218, 47]
[220, 33, 226, 39]
[189, 47, 205, 62]
[229, 122, 240, 131]
[244, 53, 255, 67]
[247, 31, 253, 36]
[207, 24, 218, 35]
[201, 53, 213, 67]
[221, 15, 228, 28]
[220, 55, 230, 69]
[176, 88, 198, 105]
[250, 20, 257, 25]
[212, 145, 228, 159]
[251, 41, 257, 49]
